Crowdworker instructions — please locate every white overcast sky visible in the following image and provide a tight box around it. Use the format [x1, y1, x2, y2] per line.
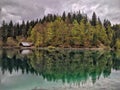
[0, 0, 120, 24]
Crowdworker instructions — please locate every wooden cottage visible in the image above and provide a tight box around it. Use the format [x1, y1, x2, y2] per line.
[19, 42, 33, 47]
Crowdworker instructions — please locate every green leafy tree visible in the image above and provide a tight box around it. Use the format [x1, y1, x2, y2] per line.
[115, 39, 120, 49]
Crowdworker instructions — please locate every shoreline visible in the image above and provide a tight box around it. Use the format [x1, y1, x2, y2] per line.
[0, 46, 114, 51]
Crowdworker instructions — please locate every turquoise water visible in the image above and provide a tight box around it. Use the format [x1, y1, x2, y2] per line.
[0, 49, 120, 90]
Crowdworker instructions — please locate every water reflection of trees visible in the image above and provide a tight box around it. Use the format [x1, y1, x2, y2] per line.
[0, 49, 37, 75]
[0, 49, 120, 84]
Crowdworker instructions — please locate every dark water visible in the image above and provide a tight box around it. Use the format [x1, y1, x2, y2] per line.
[0, 49, 120, 90]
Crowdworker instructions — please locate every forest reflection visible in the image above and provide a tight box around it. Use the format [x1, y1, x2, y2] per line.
[0, 49, 120, 85]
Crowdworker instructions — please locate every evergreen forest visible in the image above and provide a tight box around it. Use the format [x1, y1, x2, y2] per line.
[0, 11, 120, 49]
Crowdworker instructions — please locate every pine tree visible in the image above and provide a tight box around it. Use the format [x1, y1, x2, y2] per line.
[62, 11, 66, 21]
[72, 13, 77, 22]
[76, 10, 82, 23]
[1, 21, 8, 44]
[103, 19, 111, 29]
[8, 20, 13, 37]
[21, 20, 26, 37]
[98, 17, 102, 26]
[67, 12, 72, 23]
[91, 12, 97, 26]
[16, 23, 20, 36]
[12, 25, 16, 39]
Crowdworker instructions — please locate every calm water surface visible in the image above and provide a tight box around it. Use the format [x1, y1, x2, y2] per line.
[0, 49, 120, 90]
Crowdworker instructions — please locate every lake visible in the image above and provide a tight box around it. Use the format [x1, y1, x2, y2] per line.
[0, 49, 120, 90]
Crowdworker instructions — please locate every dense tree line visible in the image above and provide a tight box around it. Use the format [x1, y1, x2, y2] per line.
[0, 11, 120, 49]
[0, 20, 37, 40]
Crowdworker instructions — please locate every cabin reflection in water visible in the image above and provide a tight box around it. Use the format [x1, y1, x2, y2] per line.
[19, 49, 33, 55]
